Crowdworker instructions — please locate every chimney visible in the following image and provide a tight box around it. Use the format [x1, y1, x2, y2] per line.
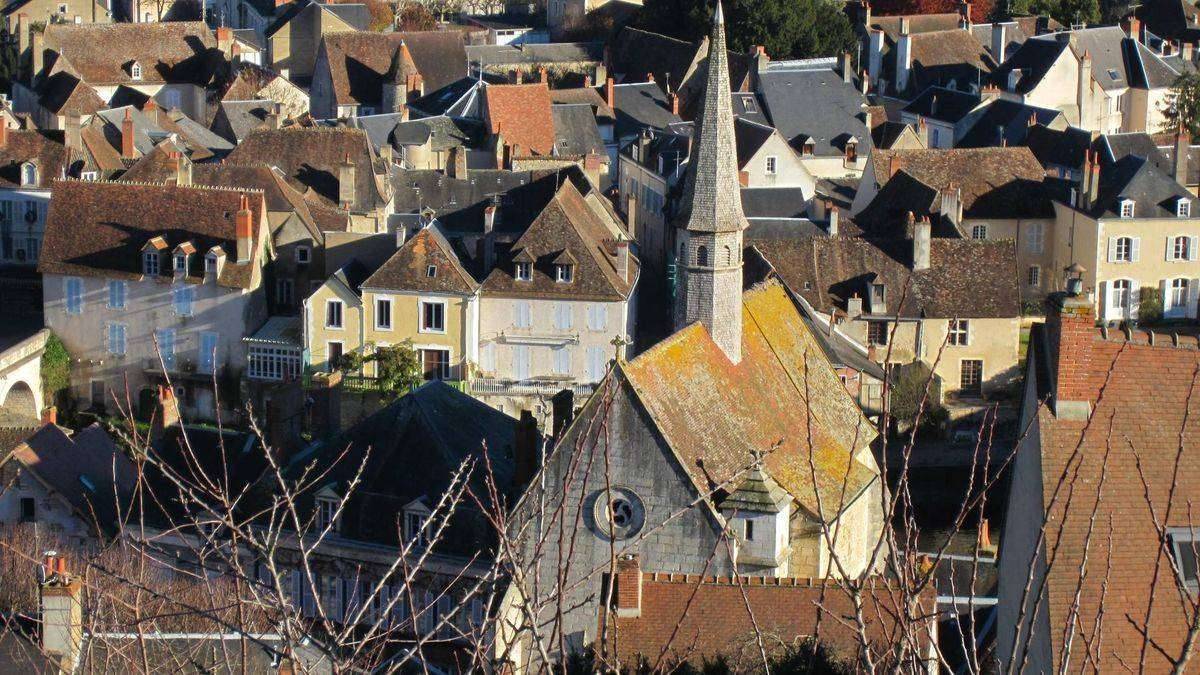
[121, 108, 135, 159]
[31, 29, 43, 82]
[17, 14, 28, 65]
[625, 192, 638, 239]
[1077, 50, 1092, 129]
[64, 113, 81, 151]
[939, 182, 963, 226]
[265, 107, 280, 130]
[395, 224, 407, 248]
[551, 388, 574, 439]
[958, 1, 972, 29]
[1175, 130, 1190, 185]
[338, 153, 355, 210]
[1184, 42, 1195, 62]
[614, 553, 642, 618]
[150, 384, 181, 441]
[216, 26, 234, 57]
[669, 92, 680, 115]
[615, 240, 630, 283]
[584, 75, 593, 87]
[847, 294, 863, 317]
[405, 73, 424, 101]
[1046, 290, 1096, 420]
[1128, 16, 1142, 42]
[604, 76, 615, 106]
[41, 406, 56, 425]
[483, 204, 497, 270]
[236, 194, 253, 263]
[0, 122, 8, 150]
[912, 216, 931, 270]
[447, 146, 467, 179]
[828, 205, 839, 236]
[888, 153, 901, 177]
[176, 151, 192, 187]
[841, 51, 853, 83]
[539, 66, 548, 83]
[646, 72, 655, 84]
[513, 410, 540, 487]
[867, 30, 884, 85]
[992, 22, 1008, 63]
[1088, 159, 1100, 207]
[896, 30, 913, 93]
[39, 554, 82, 673]
[917, 116, 929, 147]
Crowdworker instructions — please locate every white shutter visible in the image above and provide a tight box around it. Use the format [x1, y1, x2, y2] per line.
[1107, 237, 1118, 262]
[1191, 237, 1199, 261]
[1162, 278, 1171, 313]
[1129, 282, 1141, 319]
[1131, 237, 1141, 262]
[1167, 237, 1176, 261]
[1190, 278, 1200, 318]
[1099, 281, 1109, 321]
[480, 342, 495, 372]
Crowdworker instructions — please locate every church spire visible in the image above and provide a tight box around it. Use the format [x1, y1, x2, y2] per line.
[673, 1, 747, 364]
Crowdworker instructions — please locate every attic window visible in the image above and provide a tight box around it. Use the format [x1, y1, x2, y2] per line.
[130, 62, 142, 80]
[555, 263, 573, 283]
[1107, 68, 1120, 81]
[1179, 198, 1192, 218]
[316, 496, 339, 532]
[743, 98, 756, 113]
[174, 252, 188, 274]
[515, 261, 531, 281]
[802, 139, 815, 156]
[20, 163, 37, 187]
[845, 140, 858, 163]
[1120, 198, 1135, 218]
[143, 251, 160, 276]
[426, 264, 437, 278]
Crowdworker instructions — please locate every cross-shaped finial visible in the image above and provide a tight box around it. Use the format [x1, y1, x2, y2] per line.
[610, 334, 630, 362]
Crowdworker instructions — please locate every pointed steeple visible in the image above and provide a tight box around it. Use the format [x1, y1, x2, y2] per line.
[386, 41, 418, 85]
[673, 1, 747, 364]
[383, 41, 419, 114]
[677, 0, 747, 233]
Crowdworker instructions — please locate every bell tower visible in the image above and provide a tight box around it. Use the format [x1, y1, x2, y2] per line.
[672, 1, 747, 364]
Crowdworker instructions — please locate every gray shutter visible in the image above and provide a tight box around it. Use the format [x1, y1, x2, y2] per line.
[1191, 279, 1200, 318]
[1131, 237, 1141, 262]
[1167, 236, 1176, 261]
[1191, 237, 1199, 261]
[1130, 283, 1141, 320]
[1099, 280, 1109, 321]
[1161, 278, 1171, 314]
[1107, 237, 1118, 262]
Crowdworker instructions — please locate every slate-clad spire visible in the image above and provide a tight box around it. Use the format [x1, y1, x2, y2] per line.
[673, 1, 747, 364]
[677, 0, 747, 233]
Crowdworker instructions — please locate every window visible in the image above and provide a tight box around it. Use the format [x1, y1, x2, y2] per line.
[867, 320, 888, 346]
[276, 279, 294, 306]
[405, 512, 428, 547]
[426, 265, 437, 278]
[1111, 236, 1136, 263]
[515, 261, 532, 281]
[130, 62, 142, 80]
[1169, 528, 1200, 590]
[91, 380, 105, 409]
[1028, 265, 1041, 288]
[1120, 199, 1135, 218]
[156, 329, 176, 370]
[1111, 279, 1134, 316]
[960, 359, 983, 395]
[198, 331, 218, 374]
[586, 346, 607, 380]
[65, 277, 83, 315]
[1172, 278, 1190, 313]
[81, 171, 97, 181]
[143, 252, 160, 276]
[555, 264, 573, 283]
[698, 245, 710, 266]
[587, 304, 608, 331]
[1171, 235, 1196, 262]
[173, 285, 193, 316]
[480, 342, 496, 372]
[554, 303, 573, 330]
[420, 301, 445, 333]
[20, 164, 36, 187]
[295, 246, 311, 264]
[1180, 199, 1192, 218]
[316, 497, 339, 532]
[765, 156, 778, 175]
[514, 301, 532, 328]
[948, 319, 969, 346]
[56, 3, 67, 13]
[971, 224, 988, 240]
[107, 280, 126, 309]
[205, 254, 218, 277]
[845, 141, 858, 163]
[19, 498, 34, 523]
[802, 139, 814, 155]
[326, 300, 343, 329]
[327, 342, 344, 370]
[107, 322, 127, 355]
[376, 297, 392, 330]
[174, 253, 188, 274]
[744, 519, 755, 541]
[1026, 222, 1045, 254]
[553, 345, 571, 375]
[930, 128, 941, 146]
[248, 346, 302, 381]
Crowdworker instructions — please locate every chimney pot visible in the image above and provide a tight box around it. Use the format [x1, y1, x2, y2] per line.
[236, 194, 253, 263]
[121, 108, 135, 159]
[614, 553, 642, 617]
[1047, 291, 1097, 420]
[604, 76, 615, 106]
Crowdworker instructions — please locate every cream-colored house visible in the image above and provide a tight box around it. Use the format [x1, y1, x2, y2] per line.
[475, 180, 638, 418]
[304, 225, 480, 381]
[1050, 152, 1200, 322]
[265, 1, 366, 83]
[38, 181, 272, 420]
[752, 226, 1023, 406]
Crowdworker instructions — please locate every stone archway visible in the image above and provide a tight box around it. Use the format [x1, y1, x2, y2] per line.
[0, 380, 38, 426]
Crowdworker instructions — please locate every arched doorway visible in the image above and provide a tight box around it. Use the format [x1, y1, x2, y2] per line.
[0, 381, 38, 426]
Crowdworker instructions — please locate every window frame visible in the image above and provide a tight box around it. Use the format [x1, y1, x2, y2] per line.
[514, 261, 532, 281]
[1114, 236, 1134, 263]
[107, 322, 127, 356]
[107, 280, 126, 310]
[295, 246, 311, 264]
[959, 358, 983, 396]
[555, 263, 573, 284]
[1169, 527, 1200, 592]
[375, 295, 393, 331]
[143, 251, 160, 276]
[405, 511, 429, 548]
[316, 496, 339, 532]
[64, 276, 83, 315]
[971, 224, 988, 240]
[1179, 198, 1192, 218]
[173, 285, 194, 317]
[1120, 199, 1135, 218]
[325, 299, 344, 329]
[1028, 265, 1041, 288]
[948, 319, 970, 346]
[419, 300, 447, 334]
[764, 155, 778, 175]
[866, 319, 888, 346]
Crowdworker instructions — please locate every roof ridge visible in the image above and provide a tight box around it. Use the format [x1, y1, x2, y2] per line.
[54, 177, 266, 194]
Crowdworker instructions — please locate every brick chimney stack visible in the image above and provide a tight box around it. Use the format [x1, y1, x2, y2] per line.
[0, 121, 9, 149]
[513, 410, 540, 488]
[338, 153, 355, 210]
[235, 194, 253, 263]
[39, 554, 82, 673]
[1046, 287, 1096, 420]
[604, 76, 615, 106]
[614, 553, 642, 617]
[121, 108, 135, 159]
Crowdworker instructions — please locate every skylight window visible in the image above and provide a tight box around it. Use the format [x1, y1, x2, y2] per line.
[1107, 69, 1120, 80]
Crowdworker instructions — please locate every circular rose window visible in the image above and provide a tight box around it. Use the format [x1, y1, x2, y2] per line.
[592, 487, 645, 540]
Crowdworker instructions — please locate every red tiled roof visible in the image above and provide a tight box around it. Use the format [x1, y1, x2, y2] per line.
[483, 83, 555, 156]
[601, 571, 935, 670]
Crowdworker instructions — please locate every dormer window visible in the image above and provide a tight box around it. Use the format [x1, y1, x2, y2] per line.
[129, 61, 142, 80]
[555, 263, 573, 283]
[315, 493, 339, 533]
[426, 264, 437, 278]
[205, 246, 225, 279]
[174, 253, 188, 274]
[1120, 198, 1135, 218]
[515, 261, 531, 281]
[403, 498, 432, 548]
[1179, 197, 1192, 218]
[845, 140, 858, 163]
[801, 139, 815, 156]
[143, 251, 159, 276]
[20, 162, 37, 187]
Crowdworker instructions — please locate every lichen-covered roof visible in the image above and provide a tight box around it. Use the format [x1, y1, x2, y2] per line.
[620, 280, 877, 519]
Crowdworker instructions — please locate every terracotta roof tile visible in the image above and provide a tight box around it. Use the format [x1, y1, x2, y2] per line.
[42, 21, 226, 86]
[361, 225, 478, 295]
[482, 83, 555, 156]
[319, 31, 468, 107]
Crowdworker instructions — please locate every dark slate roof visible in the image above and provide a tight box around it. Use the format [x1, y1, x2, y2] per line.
[956, 98, 1064, 148]
[1022, 123, 1093, 170]
[995, 28, 1157, 94]
[743, 218, 827, 239]
[4, 424, 136, 536]
[733, 117, 775, 168]
[1136, 0, 1200, 42]
[610, 82, 682, 139]
[730, 91, 770, 126]
[1079, 154, 1195, 219]
[741, 187, 809, 219]
[757, 61, 868, 157]
[39, 180, 266, 288]
[721, 464, 790, 513]
[751, 236, 1021, 319]
[466, 41, 603, 66]
[391, 167, 543, 233]
[481, 180, 635, 301]
[990, 32, 1068, 94]
[362, 225, 478, 294]
[1102, 132, 1166, 165]
[212, 99, 274, 144]
[224, 127, 387, 212]
[901, 86, 980, 124]
[41, 21, 226, 86]
[550, 87, 615, 123]
[319, 31, 468, 107]
[609, 27, 702, 91]
[294, 381, 518, 555]
[551, 103, 606, 157]
[358, 113, 483, 155]
[1153, 138, 1200, 186]
[872, 120, 916, 149]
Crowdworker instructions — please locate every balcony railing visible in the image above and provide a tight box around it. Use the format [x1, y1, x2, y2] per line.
[470, 378, 596, 398]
